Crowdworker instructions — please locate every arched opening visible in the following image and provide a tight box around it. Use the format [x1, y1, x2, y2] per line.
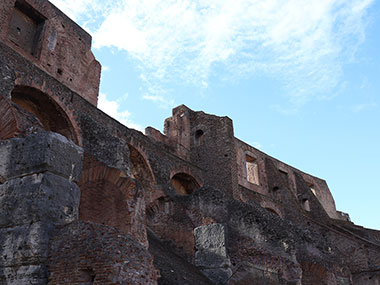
[146, 197, 169, 222]
[271, 186, 282, 200]
[0, 95, 19, 139]
[129, 145, 155, 204]
[302, 199, 311, 212]
[301, 262, 330, 284]
[194, 129, 204, 146]
[11, 86, 77, 143]
[78, 153, 147, 245]
[272, 186, 280, 192]
[264, 207, 280, 217]
[171, 172, 200, 195]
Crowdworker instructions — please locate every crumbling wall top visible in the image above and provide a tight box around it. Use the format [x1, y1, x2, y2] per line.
[0, 0, 101, 105]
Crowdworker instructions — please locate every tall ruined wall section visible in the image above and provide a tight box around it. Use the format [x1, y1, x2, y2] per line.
[1, 1, 380, 285]
[163, 105, 238, 199]
[0, 1, 160, 284]
[148, 107, 380, 284]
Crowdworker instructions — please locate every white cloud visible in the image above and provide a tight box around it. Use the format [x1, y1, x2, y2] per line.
[49, 0, 100, 21]
[351, 102, 377, 113]
[97, 93, 144, 131]
[249, 141, 262, 150]
[102, 66, 110, 72]
[52, 0, 374, 107]
[142, 94, 175, 109]
[93, 12, 147, 53]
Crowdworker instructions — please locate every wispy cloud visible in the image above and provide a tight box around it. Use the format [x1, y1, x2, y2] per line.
[102, 65, 110, 72]
[142, 94, 174, 109]
[351, 102, 377, 113]
[51, 0, 374, 107]
[97, 93, 144, 131]
[249, 141, 262, 150]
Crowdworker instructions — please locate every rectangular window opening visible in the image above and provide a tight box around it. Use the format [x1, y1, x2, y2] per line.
[8, 1, 45, 58]
[245, 154, 259, 185]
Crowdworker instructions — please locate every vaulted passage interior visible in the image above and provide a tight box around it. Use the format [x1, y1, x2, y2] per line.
[78, 154, 138, 235]
[171, 172, 200, 195]
[11, 85, 77, 143]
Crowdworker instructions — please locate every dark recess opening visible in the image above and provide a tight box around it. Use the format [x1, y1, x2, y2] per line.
[8, 1, 46, 57]
[171, 173, 200, 195]
[194, 129, 204, 146]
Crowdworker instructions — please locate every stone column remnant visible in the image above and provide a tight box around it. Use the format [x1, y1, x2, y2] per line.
[0, 131, 83, 284]
[194, 223, 232, 284]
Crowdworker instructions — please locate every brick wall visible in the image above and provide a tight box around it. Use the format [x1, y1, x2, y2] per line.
[0, 0, 100, 105]
[48, 221, 158, 284]
[79, 153, 148, 248]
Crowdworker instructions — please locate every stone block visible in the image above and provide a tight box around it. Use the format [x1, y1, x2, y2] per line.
[201, 268, 232, 285]
[0, 172, 80, 228]
[0, 223, 51, 267]
[194, 223, 232, 278]
[0, 264, 47, 285]
[232, 265, 280, 285]
[336, 277, 350, 285]
[195, 247, 230, 268]
[194, 223, 227, 250]
[0, 131, 83, 182]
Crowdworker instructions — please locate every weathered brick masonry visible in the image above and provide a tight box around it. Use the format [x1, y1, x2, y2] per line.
[1, 1, 380, 284]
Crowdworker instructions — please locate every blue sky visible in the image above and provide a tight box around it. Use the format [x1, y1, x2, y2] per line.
[51, 0, 380, 230]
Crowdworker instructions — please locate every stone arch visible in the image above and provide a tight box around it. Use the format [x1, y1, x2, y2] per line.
[260, 201, 282, 218]
[128, 144, 157, 204]
[0, 95, 19, 139]
[194, 129, 204, 146]
[301, 261, 334, 284]
[301, 199, 311, 212]
[271, 186, 282, 201]
[170, 172, 201, 195]
[265, 207, 281, 217]
[10, 85, 79, 143]
[78, 153, 147, 246]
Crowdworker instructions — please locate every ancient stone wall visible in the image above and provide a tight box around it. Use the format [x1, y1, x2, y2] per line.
[0, 132, 82, 284]
[1, 1, 380, 285]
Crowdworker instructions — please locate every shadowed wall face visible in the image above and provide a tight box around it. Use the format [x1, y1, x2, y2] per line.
[8, 2, 45, 58]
